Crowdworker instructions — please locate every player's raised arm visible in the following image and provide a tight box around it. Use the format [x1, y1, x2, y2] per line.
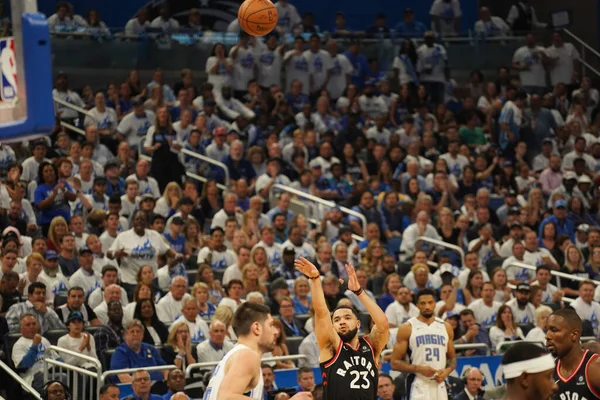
[343, 263, 389, 357]
[391, 323, 438, 378]
[434, 323, 457, 384]
[295, 257, 339, 351]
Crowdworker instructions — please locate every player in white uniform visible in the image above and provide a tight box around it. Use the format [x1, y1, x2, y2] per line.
[391, 288, 456, 400]
[204, 302, 312, 400]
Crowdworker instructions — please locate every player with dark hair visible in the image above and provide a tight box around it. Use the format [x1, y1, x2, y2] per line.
[294, 258, 389, 400]
[391, 288, 456, 400]
[204, 302, 311, 400]
[546, 309, 600, 399]
[500, 342, 557, 400]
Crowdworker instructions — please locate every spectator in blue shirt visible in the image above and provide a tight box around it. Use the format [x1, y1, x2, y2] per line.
[498, 90, 527, 158]
[129, 370, 164, 400]
[219, 140, 257, 182]
[109, 320, 168, 383]
[343, 41, 371, 90]
[394, 8, 428, 38]
[539, 200, 576, 243]
[34, 161, 77, 235]
[331, 12, 354, 38]
[164, 216, 186, 253]
[285, 80, 310, 114]
[365, 13, 390, 38]
[105, 163, 126, 197]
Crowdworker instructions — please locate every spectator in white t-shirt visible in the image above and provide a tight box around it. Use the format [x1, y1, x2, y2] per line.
[384, 286, 419, 327]
[512, 34, 549, 95]
[219, 279, 246, 312]
[230, 32, 256, 99]
[572, 281, 600, 335]
[84, 92, 118, 135]
[430, 0, 462, 35]
[150, 4, 180, 33]
[416, 32, 448, 105]
[506, 283, 536, 325]
[171, 299, 210, 343]
[468, 282, 502, 327]
[326, 40, 353, 101]
[304, 34, 333, 96]
[274, 0, 301, 33]
[474, 7, 510, 37]
[284, 36, 311, 95]
[546, 31, 581, 87]
[93, 284, 124, 324]
[206, 43, 233, 96]
[157, 276, 193, 324]
[124, 8, 150, 36]
[68, 247, 101, 298]
[56, 311, 98, 368]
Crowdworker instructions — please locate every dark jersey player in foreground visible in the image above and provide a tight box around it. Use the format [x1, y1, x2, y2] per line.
[294, 258, 389, 400]
[500, 342, 557, 400]
[546, 309, 600, 400]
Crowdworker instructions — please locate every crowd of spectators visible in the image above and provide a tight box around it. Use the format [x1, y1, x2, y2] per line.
[0, 0, 600, 399]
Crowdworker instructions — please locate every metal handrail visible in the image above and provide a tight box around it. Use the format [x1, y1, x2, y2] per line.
[416, 236, 465, 265]
[101, 365, 178, 383]
[59, 120, 86, 136]
[507, 262, 600, 285]
[185, 354, 307, 378]
[272, 183, 368, 235]
[0, 359, 42, 400]
[180, 148, 230, 187]
[53, 96, 96, 118]
[48, 345, 103, 371]
[563, 29, 600, 78]
[581, 336, 597, 342]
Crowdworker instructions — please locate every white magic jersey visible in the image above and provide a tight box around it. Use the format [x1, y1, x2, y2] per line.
[408, 317, 448, 376]
[408, 317, 449, 400]
[204, 344, 264, 400]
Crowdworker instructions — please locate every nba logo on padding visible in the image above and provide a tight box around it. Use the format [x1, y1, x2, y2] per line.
[0, 38, 18, 103]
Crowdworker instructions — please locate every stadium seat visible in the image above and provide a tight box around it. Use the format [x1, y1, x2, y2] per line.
[397, 262, 413, 278]
[213, 269, 225, 283]
[4, 332, 24, 369]
[101, 348, 117, 372]
[359, 313, 371, 332]
[84, 325, 103, 336]
[187, 270, 198, 285]
[187, 255, 198, 270]
[295, 314, 310, 328]
[518, 323, 534, 336]
[54, 293, 68, 309]
[285, 336, 303, 356]
[485, 257, 506, 276]
[45, 329, 68, 345]
[582, 320, 594, 337]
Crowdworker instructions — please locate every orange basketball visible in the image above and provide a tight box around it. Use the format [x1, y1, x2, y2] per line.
[238, 0, 278, 37]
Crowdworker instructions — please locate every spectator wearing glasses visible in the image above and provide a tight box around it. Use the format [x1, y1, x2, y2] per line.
[455, 367, 485, 400]
[129, 370, 164, 400]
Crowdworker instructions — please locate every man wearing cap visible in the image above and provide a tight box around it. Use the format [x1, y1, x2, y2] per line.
[547, 171, 578, 209]
[83, 176, 109, 212]
[205, 125, 230, 163]
[498, 221, 524, 258]
[68, 246, 101, 297]
[538, 199, 575, 243]
[104, 163, 125, 197]
[416, 31, 449, 105]
[36, 250, 66, 297]
[574, 174, 595, 210]
[274, 247, 304, 281]
[165, 196, 198, 227]
[496, 188, 519, 225]
[506, 283, 536, 325]
[164, 216, 186, 254]
[575, 224, 590, 251]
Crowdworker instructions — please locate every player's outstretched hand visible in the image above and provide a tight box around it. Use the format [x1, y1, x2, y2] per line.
[290, 392, 313, 400]
[342, 263, 360, 292]
[294, 257, 320, 279]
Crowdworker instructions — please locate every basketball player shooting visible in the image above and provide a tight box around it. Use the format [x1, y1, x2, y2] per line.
[546, 309, 600, 400]
[500, 342, 557, 400]
[204, 302, 313, 400]
[390, 289, 456, 400]
[294, 257, 389, 400]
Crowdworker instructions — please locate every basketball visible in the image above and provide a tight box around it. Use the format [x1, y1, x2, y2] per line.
[238, 0, 278, 37]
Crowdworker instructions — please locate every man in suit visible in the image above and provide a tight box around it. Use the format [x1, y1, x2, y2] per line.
[279, 296, 307, 337]
[455, 367, 485, 400]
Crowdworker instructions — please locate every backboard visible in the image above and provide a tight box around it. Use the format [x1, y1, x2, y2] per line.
[0, 0, 53, 143]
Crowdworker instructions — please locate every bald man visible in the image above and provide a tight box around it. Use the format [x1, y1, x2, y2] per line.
[455, 368, 484, 400]
[93, 284, 124, 324]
